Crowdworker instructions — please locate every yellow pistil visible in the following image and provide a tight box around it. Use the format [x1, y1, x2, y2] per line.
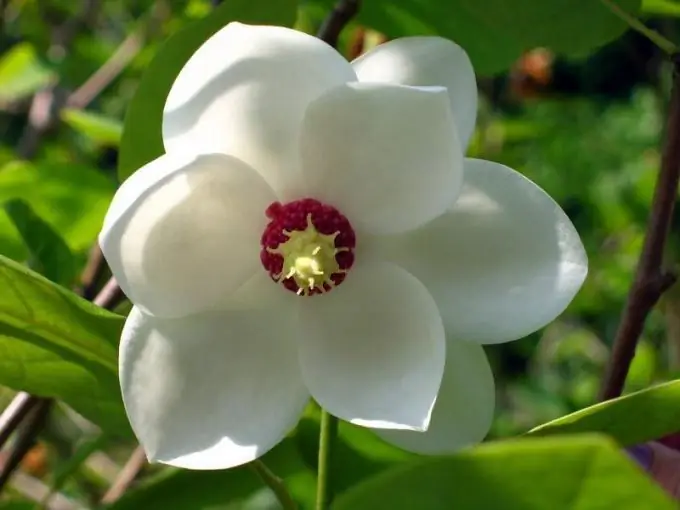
[269, 214, 347, 295]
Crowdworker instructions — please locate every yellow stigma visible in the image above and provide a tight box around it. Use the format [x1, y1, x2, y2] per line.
[269, 214, 347, 295]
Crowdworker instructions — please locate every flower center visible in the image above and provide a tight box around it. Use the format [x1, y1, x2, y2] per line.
[260, 198, 356, 296]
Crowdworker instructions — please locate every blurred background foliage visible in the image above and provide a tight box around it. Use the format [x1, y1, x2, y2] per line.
[1, 0, 680, 508]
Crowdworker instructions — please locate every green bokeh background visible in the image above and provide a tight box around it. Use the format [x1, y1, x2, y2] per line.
[2, 0, 680, 508]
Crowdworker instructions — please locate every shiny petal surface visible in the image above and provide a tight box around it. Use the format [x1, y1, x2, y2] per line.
[100, 153, 275, 318]
[377, 338, 494, 454]
[371, 158, 588, 344]
[300, 82, 463, 235]
[163, 23, 356, 198]
[353, 37, 478, 149]
[298, 260, 446, 431]
[120, 303, 308, 470]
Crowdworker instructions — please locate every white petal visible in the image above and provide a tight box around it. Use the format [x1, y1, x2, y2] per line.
[377, 338, 494, 454]
[120, 304, 308, 470]
[298, 260, 445, 431]
[353, 37, 478, 149]
[300, 82, 463, 235]
[163, 23, 356, 198]
[370, 158, 588, 344]
[100, 153, 276, 318]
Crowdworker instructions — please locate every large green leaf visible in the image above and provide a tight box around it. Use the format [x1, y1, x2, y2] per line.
[529, 379, 680, 445]
[4, 199, 76, 286]
[307, 0, 641, 74]
[333, 435, 674, 510]
[0, 255, 129, 434]
[118, 0, 298, 181]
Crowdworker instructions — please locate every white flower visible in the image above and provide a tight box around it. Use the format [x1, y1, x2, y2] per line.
[100, 23, 587, 470]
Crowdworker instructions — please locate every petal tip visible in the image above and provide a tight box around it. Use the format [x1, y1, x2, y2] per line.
[350, 416, 430, 432]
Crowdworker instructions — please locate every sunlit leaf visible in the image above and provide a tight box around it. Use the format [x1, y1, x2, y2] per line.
[333, 435, 674, 510]
[530, 380, 680, 446]
[0, 161, 115, 261]
[4, 199, 76, 286]
[642, 0, 680, 16]
[62, 109, 123, 146]
[0, 255, 128, 434]
[0, 43, 54, 101]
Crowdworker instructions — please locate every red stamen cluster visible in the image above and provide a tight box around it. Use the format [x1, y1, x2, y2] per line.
[260, 198, 356, 295]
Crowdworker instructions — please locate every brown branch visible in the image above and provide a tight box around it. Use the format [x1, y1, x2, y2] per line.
[0, 399, 52, 491]
[67, 32, 143, 110]
[599, 55, 680, 401]
[0, 393, 39, 450]
[77, 244, 106, 301]
[93, 277, 124, 309]
[99, 446, 147, 504]
[11, 471, 80, 510]
[316, 0, 360, 48]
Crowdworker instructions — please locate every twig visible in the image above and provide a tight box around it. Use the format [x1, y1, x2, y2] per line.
[0, 393, 38, 450]
[93, 277, 124, 309]
[316, 0, 360, 48]
[250, 460, 298, 510]
[99, 446, 147, 504]
[16, 87, 68, 159]
[0, 399, 52, 491]
[600, 0, 678, 55]
[599, 55, 680, 400]
[77, 244, 106, 301]
[11, 471, 83, 510]
[67, 32, 143, 110]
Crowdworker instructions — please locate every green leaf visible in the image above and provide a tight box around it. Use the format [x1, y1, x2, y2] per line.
[307, 0, 641, 74]
[0, 43, 54, 101]
[0, 255, 129, 435]
[529, 380, 680, 446]
[4, 199, 76, 286]
[107, 439, 315, 510]
[0, 502, 38, 510]
[642, 0, 680, 16]
[118, 0, 298, 181]
[61, 109, 123, 146]
[333, 435, 674, 510]
[0, 161, 115, 261]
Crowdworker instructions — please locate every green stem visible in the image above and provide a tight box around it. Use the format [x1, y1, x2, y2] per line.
[599, 0, 678, 54]
[316, 410, 339, 510]
[250, 460, 297, 510]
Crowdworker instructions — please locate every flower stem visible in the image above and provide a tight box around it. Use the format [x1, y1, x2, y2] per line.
[250, 460, 298, 510]
[316, 410, 339, 510]
[599, 0, 678, 55]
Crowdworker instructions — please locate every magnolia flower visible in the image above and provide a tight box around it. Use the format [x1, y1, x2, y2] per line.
[100, 22, 587, 470]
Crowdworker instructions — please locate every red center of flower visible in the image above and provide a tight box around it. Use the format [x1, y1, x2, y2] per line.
[260, 198, 356, 296]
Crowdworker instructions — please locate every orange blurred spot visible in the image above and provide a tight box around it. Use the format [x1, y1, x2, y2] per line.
[510, 48, 554, 99]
